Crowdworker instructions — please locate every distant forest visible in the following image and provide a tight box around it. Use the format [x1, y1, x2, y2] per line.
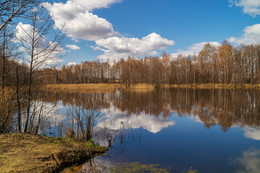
[2, 41, 260, 88]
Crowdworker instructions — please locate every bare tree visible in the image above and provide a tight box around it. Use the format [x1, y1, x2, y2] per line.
[15, 5, 64, 133]
[0, 0, 40, 33]
[75, 105, 102, 140]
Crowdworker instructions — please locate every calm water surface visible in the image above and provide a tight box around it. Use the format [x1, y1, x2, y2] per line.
[39, 89, 260, 173]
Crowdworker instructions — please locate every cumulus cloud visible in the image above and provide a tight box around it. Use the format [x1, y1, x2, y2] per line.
[97, 107, 175, 133]
[66, 44, 80, 50]
[15, 22, 49, 49]
[171, 42, 221, 58]
[43, 1, 174, 61]
[229, 0, 260, 16]
[15, 22, 64, 68]
[94, 33, 175, 61]
[244, 127, 260, 140]
[43, 1, 119, 41]
[229, 24, 260, 45]
[67, 62, 77, 66]
[71, 0, 122, 11]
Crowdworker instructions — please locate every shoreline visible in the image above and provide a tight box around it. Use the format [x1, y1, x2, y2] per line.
[0, 133, 107, 173]
[43, 83, 123, 93]
[164, 83, 260, 89]
[43, 83, 260, 92]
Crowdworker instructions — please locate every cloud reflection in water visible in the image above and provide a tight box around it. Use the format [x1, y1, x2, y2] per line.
[244, 127, 260, 141]
[97, 107, 175, 133]
[236, 148, 260, 173]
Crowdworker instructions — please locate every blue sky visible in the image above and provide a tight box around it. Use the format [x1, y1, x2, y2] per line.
[30, 0, 260, 65]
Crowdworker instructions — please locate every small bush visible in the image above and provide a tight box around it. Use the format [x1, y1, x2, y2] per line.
[88, 139, 95, 144]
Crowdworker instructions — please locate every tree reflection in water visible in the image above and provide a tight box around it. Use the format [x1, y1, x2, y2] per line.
[4, 88, 257, 147]
[38, 89, 260, 132]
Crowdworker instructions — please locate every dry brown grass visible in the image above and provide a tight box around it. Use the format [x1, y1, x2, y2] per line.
[128, 84, 155, 91]
[43, 83, 260, 93]
[43, 83, 123, 93]
[44, 83, 156, 92]
[0, 133, 107, 173]
[164, 83, 260, 89]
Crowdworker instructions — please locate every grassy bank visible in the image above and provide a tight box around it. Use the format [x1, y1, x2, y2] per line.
[165, 83, 260, 89]
[0, 133, 107, 173]
[43, 83, 123, 93]
[43, 83, 155, 92]
[127, 84, 156, 91]
[43, 83, 260, 92]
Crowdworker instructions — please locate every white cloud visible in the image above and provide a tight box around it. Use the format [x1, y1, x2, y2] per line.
[90, 45, 107, 52]
[71, 0, 122, 11]
[43, 1, 119, 41]
[244, 127, 260, 140]
[41, 53, 64, 68]
[67, 62, 77, 66]
[66, 44, 80, 50]
[43, 1, 175, 61]
[94, 33, 175, 61]
[229, 24, 260, 45]
[97, 107, 175, 133]
[43, 0, 175, 61]
[15, 22, 49, 49]
[171, 42, 220, 58]
[230, 0, 260, 16]
[15, 22, 64, 68]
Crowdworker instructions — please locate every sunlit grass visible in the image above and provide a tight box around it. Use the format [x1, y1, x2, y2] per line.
[0, 133, 107, 172]
[43, 83, 260, 93]
[128, 83, 155, 90]
[43, 83, 123, 93]
[44, 83, 156, 92]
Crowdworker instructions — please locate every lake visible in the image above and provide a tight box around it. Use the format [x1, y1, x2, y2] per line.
[38, 88, 260, 173]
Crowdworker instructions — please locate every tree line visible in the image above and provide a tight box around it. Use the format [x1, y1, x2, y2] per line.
[39, 41, 260, 87]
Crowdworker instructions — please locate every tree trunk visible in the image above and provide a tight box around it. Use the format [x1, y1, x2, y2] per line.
[1, 32, 6, 95]
[24, 16, 36, 133]
[16, 65, 21, 133]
